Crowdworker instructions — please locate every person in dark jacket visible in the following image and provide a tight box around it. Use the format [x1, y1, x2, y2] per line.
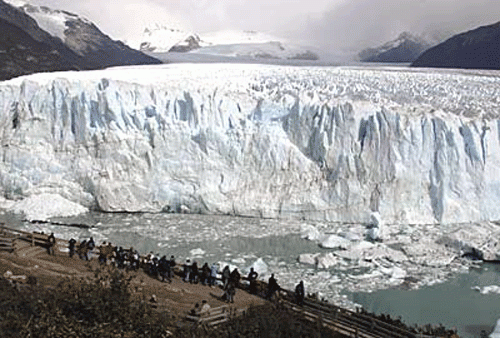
[201, 263, 211, 285]
[266, 274, 280, 300]
[183, 259, 191, 282]
[47, 233, 56, 255]
[247, 267, 258, 294]
[295, 280, 305, 306]
[68, 238, 76, 258]
[230, 268, 241, 288]
[221, 266, 231, 289]
[190, 261, 199, 283]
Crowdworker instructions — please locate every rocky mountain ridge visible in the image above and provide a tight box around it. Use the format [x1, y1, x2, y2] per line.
[0, 0, 160, 81]
[359, 32, 432, 63]
[412, 21, 500, 69]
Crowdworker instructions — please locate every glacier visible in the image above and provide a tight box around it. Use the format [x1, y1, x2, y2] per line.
[1, 64, 500, 225]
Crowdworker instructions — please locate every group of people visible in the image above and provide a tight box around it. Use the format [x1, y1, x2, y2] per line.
[68, 237, 95, 260]
[67, 238, 179, 283]
[64, 237, 308, 307]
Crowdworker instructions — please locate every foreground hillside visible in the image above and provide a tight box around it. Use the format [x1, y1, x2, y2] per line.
[0, 238, 348, 337]
[412, 21, 500, 69]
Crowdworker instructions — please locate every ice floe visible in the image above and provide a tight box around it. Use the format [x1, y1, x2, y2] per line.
[8, 193, 88, 221]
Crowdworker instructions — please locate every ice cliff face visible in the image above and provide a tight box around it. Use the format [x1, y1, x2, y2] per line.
[1, 64, 500, 224]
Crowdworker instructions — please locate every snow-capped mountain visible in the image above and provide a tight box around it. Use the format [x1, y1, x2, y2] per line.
[137, 25, 319, 61]
[412, 21, 500, 70]
[2, 64, 500, 226]
[0, 0, 160, 81]
[359, 32, 432, 63]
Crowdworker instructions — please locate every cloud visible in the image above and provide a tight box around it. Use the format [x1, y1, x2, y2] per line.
[26, 0, 500, 56]
[299, 0, 500, 53]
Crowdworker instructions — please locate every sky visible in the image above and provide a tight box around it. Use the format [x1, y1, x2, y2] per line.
[24, 0, 500, 54]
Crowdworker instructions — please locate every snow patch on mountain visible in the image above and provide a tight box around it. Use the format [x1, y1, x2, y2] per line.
[137, 25, 319, 60]
[4, 0, 91, 42]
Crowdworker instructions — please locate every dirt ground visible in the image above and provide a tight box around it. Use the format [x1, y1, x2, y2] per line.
[0, 239, 266, 319]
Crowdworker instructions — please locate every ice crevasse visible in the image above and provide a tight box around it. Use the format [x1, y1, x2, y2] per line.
[0, 63, 500, 224]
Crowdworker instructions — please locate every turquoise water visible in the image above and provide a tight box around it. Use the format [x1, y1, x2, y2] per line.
[2, 211, 500, 337]
[350, 265, 500, 338]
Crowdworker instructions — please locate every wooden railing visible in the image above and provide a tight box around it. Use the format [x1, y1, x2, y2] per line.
[185, 305, 246, 327]
[278, 290, 437, 338]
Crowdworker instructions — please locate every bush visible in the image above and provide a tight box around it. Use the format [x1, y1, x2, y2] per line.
[0, 266, 174, 337]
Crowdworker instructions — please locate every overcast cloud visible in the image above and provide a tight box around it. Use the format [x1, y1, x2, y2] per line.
[27, 0, 500, 54]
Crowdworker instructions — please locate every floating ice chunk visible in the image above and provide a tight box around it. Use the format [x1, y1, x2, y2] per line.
[472, 285, 500, 295]
[189, 248, 206, 256]
[366, 211, 384, 241]
[490, 319, 500, 338]
[231, 257, 246, 264]
[367, 227, 380, 241]
[316, 253, 340, 269]
[390, 267, 407, 280]
[316, 271, 331, 279]
[340, 231, 361, 241]
[335, 242, 407, 263]
[370, 212, 382, 228]
[9, 193, 88, 221]
[300, 224, 323, 241]
[246, 258, 268, 278]
[298, 253, 320, 266]
[319, 234, 351, 249]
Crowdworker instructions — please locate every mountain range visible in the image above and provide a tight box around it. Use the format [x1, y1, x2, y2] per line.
[358, 32, 433, 63]
[0, 0, 160, 81]
[412, 21, 500, 69]
[136, 25, 320, 61]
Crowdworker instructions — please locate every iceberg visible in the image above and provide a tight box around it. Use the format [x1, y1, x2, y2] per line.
[9, 193, 88, 221]
[1, 64, 500, 224]
[491, 319, 500, 338]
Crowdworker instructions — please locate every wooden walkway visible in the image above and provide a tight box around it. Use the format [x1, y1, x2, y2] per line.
[277, 292, 437, 338]
[0, 224, 448, 337]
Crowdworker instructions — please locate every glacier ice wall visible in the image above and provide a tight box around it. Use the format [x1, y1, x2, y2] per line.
[1, 64, 500, 224]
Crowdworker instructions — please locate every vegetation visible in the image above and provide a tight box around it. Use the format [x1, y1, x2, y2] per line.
[0, 266, 174, 337]
[0, 266, 345, 337]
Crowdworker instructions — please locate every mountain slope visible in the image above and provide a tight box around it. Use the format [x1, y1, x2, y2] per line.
[359, 32, 431, 63]
[412, 22, 500, 69]
[0, 18, 80, 80]
[0, 0, 160, 81]
[15, 2, 162, 69]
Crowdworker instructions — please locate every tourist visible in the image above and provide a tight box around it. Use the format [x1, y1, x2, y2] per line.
[210, 263, 218, 287]
[159, 255, 171, 282]
[190, 261, 199, 283]
[295, 280, 305, 306]
[226, 282, 235, 303]
[200, 263, 210, 285]
[199, 300, 211, 314]
[68, 238, 76, 258]
[247, 267, 258, 294]
[266, 274, 280, 300]
[47, 233, 56, 255]
[183, 259, 191, 282]
[169, 255, 176, 279]
[230, 268, 240, 288]
[78, 240, 89, 260]
[98, 242, 108, 264]
[221, 265, 230, 289]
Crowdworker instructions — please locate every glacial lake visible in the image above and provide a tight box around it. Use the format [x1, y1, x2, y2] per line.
[1, 211, 499, 338]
